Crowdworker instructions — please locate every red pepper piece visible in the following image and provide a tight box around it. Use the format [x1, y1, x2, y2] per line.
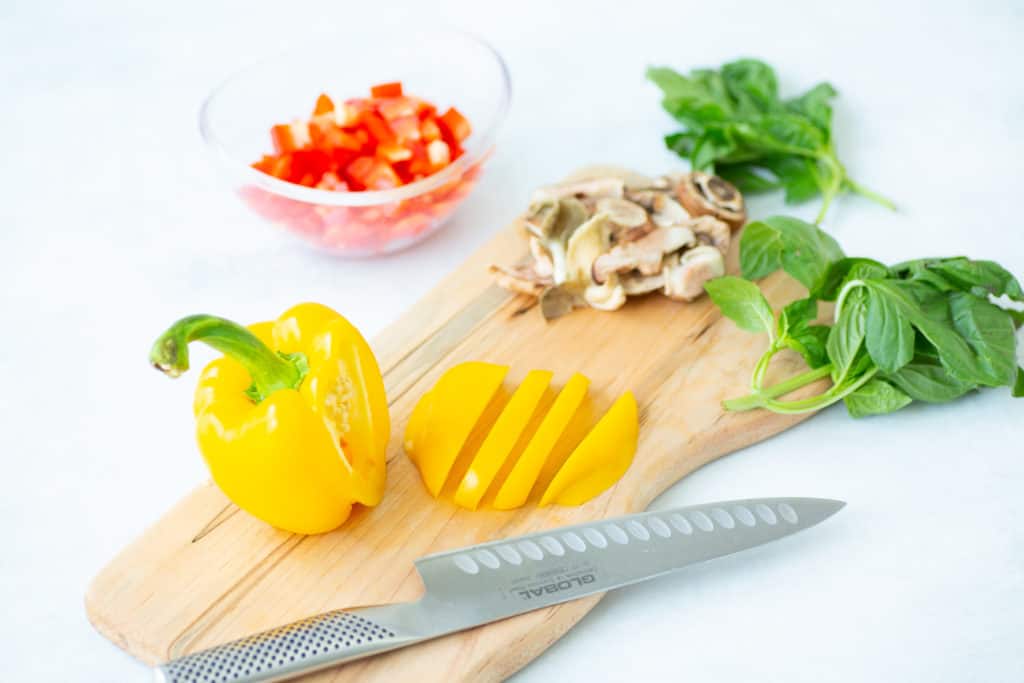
[438, 107, 471, 143]
[313, 93, 335, 116]
[388, 115, 421, 143]
[420, 117, 442, 142]
[346, 156, 401, 190]
[377, 143, 413, 163]
[370, 81, 403, 98]
[376, 96, 418, 120]
[271, 122, 311, 154]
[360, 111, 395, 145]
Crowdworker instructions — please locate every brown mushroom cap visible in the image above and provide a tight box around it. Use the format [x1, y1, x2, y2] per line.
[675, 172, 746, 231]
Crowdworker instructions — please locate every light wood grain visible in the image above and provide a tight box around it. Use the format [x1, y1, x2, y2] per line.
[85, 167, 826, 682]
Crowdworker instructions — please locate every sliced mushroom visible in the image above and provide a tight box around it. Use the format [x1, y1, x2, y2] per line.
[563, 166, 657, 190]
[592, 225, 696, 283]
[650, 193, 691, 228]
[620, 271, 666, 295]
[540, 286, 581, 320]
[595, 197, 648, 231]
[686, 215, 731, 255]
[531, 177, 625, 204]
[523, 197, 589, 285]
[584, 278, 627, 311]
[663, 246, 726, 301]
[528, 236, 554, 278]
[675, 172, 746, 230]
[489, 263, 552, 297]
[565, 212, 612, 285]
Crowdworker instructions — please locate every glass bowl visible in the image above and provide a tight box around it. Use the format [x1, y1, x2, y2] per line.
[200, 26, 511, 256]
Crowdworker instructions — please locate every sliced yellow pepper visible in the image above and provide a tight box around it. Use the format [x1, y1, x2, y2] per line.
[453, 369, 552, 510]
[539, 391, 638, 506]
[403, 362, 508, 497]
[150, 303, 388, 535]
[404, 363, 638, 510]
[492, 373, 590, 510]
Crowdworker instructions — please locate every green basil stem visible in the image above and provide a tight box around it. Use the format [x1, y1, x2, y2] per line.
[725, 364, 834, 411]
[844, 178, 897, 212]
[149, 314, 309, 403]
[759, 367, 879, 414]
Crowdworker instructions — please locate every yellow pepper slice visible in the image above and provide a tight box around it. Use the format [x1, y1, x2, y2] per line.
[453, 370, 552, 510]
[151, 303, 389, 535]
[492, 373, 590, 510]
[539, 391, 638, 506]
[403, 362, 508, 497]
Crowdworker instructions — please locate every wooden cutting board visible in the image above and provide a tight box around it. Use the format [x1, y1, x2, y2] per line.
[86, 167, 826, 681]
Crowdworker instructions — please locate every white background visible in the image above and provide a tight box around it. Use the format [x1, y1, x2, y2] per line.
[2, 0, 1022, 680]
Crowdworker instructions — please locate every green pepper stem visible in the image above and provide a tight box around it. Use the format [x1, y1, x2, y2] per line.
[149, 314, 308, 403]
[725, 364, 834, 412]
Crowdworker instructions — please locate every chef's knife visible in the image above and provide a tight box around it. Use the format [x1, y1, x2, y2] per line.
[154, 496, 843, 683]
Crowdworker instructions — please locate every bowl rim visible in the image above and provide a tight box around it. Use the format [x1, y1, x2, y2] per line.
[198, 24, 511, 207]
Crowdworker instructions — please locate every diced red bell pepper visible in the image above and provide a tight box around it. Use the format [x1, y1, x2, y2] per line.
[310, 118, 365, 152]
[271, 121, 311, 154]
[313, 93, 335, 116]
[370, 81, 403, 98]
[346, 156, 401, 191]
[420, 117, 442, 142]
[438, 107, 471, 143]
[360, 111, 395, 145]
[388, 115, 421, 143]
[376, 96, 418, 120]
[377, 143, 413, 163]
[426, 139, 451, 170]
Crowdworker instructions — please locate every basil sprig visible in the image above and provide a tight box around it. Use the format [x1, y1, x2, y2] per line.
[647, 59, 895, 223]
[706, 216, 1024, 417]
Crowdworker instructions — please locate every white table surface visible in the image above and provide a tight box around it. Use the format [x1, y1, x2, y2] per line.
[3, 0, 1022, 680]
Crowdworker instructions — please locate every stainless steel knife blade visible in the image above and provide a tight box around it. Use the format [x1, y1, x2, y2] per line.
[154, 497, 844, 683]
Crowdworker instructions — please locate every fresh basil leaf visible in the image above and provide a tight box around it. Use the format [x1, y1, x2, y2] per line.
[721, 59, 779, 115]
[928, 258, 1024, 301]
[758, 156, 821, 204]
[739, 220, 783, 280]
[949, 292, 1019, 386]
[775, 216, 845, 289]
[843, 379, 912, 418]
[778, 297, 818, 336]
[1014, 367, 1024, 398]
[715, 163, 780, 194]
[785, 325, 831, 369]
[648, 66, 732, 127]
[785, 82, 837, 134]
[827, 288, 867, 381]
[815, 257, 889, 300]
[664, 131, 696, 157]
[692, 129, 738, 171]
[885, 362, 975, 403]
[704, 276, 776, 335]
[864, 288, 915, 373]
[866, 281, 990, 387]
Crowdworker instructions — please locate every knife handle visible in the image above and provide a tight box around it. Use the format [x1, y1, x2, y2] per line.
[153, 606, 422, 683]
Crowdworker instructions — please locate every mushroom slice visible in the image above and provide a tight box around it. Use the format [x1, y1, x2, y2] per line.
[650, 193, 691, 228]
[540, 286, 581, 320]
[595, 197, 648, 231]
[662, 246, 726, 302]
[531, 177, 625, 204]
[675, 172, 746, 230]
[620, 272, 665, 295]
[528, 236, 554, 278]
[489, 263, 552, 297]
[584, 278, 627, 311]
[523, 197, 589, 285]
[686, 215, 731, 255]
[565, 212, 612, 285]
[591, 225, 696, 283]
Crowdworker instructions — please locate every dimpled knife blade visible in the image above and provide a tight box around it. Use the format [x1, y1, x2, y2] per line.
[154, 497, 844, 683]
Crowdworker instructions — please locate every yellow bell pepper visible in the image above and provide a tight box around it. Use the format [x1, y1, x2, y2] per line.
[539, 391, 637, 506]
[404, 362, 637, 509]
[149, 303, 389, 535]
